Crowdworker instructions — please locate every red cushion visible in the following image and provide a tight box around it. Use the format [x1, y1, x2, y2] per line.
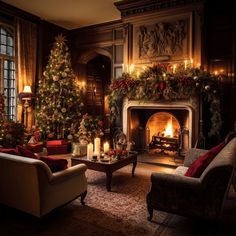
[17, 145, 39, 159]
[184, 142, 225, 178]
[0, 148, 20, 155]
[46, 140, 67, 146]
[39, 156, 68, 173]
[25, 143, 44, 153]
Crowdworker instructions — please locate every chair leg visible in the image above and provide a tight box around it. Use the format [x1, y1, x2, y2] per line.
[80, 191, 87, 205]
[147, 205, 153, 221]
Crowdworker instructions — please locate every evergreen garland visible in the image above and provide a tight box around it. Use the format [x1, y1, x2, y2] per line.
[109, 63, 222, 137]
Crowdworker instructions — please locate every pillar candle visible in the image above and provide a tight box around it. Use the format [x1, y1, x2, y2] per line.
[184, 60, 187, 69]
[87, 143, 93, 159]
[103, 142, 110, 154]
[94, 137, 101, 156]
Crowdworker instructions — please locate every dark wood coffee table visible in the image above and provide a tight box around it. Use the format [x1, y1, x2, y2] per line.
[71, 151, 138, 191]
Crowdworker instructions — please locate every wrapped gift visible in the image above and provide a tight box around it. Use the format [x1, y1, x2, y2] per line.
[26, 143, 44, 153]
[46, 140, 70, 155]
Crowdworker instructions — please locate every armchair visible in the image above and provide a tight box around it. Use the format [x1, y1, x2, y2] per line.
[146, 137, 236, 221]
[0, 152, 87, 218]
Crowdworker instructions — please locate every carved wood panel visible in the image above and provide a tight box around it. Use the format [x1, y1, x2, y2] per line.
[133, 16, 191, 63]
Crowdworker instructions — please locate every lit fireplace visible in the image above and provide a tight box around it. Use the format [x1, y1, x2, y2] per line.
[122, 98, 199, 155]
[148, 112, 180, 154]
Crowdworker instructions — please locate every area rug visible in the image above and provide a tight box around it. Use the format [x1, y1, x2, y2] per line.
[0, 163, 233, 236]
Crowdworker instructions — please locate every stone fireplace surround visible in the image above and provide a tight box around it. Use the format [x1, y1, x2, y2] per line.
[122, 98, 200, 151]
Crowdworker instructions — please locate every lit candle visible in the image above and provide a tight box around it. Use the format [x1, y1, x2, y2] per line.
[190, 59, 193, 67]
[94, 137, 101, 157]
[87, 143, 93, 159]
[129, 64, 135, 74]
[137, 71, 140, 78]
[184, 60, 187, 69]
[103, 142, 110, 154]
[173, 64, 177, 73]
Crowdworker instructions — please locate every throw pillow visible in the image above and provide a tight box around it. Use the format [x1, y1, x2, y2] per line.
[184, 142, 225, 178]
[0, 148, 20, 155]
[39, 156, 68, 173]
[17, 145, 39, 159]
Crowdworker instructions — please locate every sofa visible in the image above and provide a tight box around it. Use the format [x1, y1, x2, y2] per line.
[147, 137, 236, 221]
[0, 152, 87, 218]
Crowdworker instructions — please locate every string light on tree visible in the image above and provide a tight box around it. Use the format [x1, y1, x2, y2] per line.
[35, 34, 83, 140]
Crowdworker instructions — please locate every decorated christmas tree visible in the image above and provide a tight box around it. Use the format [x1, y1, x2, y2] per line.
[35, 34, 83, 140]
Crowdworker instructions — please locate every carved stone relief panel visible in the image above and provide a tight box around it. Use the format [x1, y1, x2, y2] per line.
[133, 17, 191, 63]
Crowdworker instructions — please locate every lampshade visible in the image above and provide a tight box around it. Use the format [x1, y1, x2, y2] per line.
[23, 85, 32, 93]
[19, 85, 33, 100]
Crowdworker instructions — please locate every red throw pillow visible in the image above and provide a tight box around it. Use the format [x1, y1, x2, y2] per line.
[184, 142, 225, 178]
[39, 156, 68, 173]
[0, 148, 20, 155]
[17, 145, 39, 159]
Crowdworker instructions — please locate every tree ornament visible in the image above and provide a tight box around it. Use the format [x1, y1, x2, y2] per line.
[53, 75, 59, 81]
[61, 108, 67, 113]
[205, 85, 211, 91]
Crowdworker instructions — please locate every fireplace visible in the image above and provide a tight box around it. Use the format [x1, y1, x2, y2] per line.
[122, 98, 199, 155]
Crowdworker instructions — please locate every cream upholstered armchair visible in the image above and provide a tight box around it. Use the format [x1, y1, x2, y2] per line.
[0, 152, 87, 218]
[146, 136, 236, 221]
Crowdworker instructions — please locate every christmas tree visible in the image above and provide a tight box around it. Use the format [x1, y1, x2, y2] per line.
[35, 34, 83, 140]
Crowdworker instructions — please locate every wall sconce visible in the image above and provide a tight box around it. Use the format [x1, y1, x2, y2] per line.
[19, 85, 33, 129]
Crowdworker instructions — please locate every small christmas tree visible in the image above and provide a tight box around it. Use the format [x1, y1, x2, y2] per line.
[35, 34, 83, 140]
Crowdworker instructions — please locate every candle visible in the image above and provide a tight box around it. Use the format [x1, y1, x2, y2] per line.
[173, 64, 177, 73]
[190, 59, 193, 67]
[94, 137, 101, 157]
[103, 142, 110, 154]
[87, 143, 93, 159]
[129, 64, 135, 74]
[184, 60, 187, 69]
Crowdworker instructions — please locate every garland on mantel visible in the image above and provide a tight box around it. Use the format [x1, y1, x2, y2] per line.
[108, 63, 222, 137]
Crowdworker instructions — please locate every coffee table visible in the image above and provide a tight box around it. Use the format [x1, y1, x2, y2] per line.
[71, 151, 138, 191]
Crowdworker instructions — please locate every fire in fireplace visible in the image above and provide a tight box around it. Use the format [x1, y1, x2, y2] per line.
[147, 112, 180, 154]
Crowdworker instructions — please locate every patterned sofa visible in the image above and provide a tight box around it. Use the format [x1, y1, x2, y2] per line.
[147, 137, 236, 221]
[0, 152, 87, 218]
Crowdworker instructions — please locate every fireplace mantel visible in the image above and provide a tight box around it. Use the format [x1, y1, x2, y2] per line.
[122, 98, 200, 148]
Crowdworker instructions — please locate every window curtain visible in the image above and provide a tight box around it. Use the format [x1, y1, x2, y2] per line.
[16, 17, 37, 129]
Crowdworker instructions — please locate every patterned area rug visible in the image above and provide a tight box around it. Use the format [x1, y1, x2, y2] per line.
[1, 163, 235, 235]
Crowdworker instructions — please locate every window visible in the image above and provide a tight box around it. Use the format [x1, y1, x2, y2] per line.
[0, 25, 16, 120]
